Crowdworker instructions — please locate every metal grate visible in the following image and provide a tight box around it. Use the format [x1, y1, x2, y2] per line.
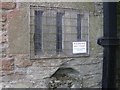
[30, 5, 89, 59]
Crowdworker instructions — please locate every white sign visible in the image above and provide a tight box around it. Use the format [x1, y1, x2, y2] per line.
[73, 41, 87, 54]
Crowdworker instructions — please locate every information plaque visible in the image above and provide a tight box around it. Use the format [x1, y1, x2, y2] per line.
[73, 41, 87, 54]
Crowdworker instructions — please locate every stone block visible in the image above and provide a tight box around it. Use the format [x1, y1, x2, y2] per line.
[0, 35, 7, 44]
[0, 2, 16, 10]
[83, 74, 102, 88]
[9, 81, 34, 88]
[7, 8, 30, 54]
[0, 13, 7, 22]
[1, 58, 14, 71]
[2, 71, 14, 76]
[15, 59, 32, 68]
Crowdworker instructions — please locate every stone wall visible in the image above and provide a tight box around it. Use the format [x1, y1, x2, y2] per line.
[0, 2, 103, 88]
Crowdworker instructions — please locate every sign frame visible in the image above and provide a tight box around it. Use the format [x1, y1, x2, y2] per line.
[72, 41, 88, 54]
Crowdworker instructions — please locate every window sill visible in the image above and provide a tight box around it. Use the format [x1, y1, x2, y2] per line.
[30, 53, 90, 60]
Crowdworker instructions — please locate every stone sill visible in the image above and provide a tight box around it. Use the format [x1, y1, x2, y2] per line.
[30, 54, 90, 60]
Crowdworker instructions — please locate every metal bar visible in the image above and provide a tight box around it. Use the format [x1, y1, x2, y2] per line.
[102, 2, 117, 89]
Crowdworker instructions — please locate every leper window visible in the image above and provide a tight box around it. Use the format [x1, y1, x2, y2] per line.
[30, 5, 89, 59]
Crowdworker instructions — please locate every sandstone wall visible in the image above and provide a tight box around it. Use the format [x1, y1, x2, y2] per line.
[0, 2, 103, 88]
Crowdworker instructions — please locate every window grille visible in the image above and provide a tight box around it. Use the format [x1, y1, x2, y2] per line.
[30, 5, 89, 59]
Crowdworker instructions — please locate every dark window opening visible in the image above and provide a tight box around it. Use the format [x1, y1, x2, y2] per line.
[77, 14, 81, 41]
[34, 10, 43, 55]
[56, 12, 64, 53]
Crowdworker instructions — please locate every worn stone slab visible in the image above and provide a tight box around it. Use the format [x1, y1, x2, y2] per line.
[1, 58, 14, 71]
[0, 2, 16, 10]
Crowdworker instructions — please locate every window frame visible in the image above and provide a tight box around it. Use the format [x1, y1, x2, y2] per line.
[29, 5, 90, 60]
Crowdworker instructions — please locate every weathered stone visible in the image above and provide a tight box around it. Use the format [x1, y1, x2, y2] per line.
[1, 58, 14, 71]
[0, 59, 2, 70]
[0, 36, 7, 44]
[83, 74, 102, 88]
[1, 2, 104, 88]
[48, 67, 81, 88]
[2, 72, 25, 82]
[14, 83, 30, 88]
[14, 67, 27, 76]
[0, 2, 16, 10]
[7, 8, 30, 54]
[2, 71, 14, 76]
[1, 22, 6, 29]
[15, 54, 32, 68]
[15, 59, 32, 68]
[34, 79, 47, 88]
[0, 13, 7, 22]
[9, 80, 34, 88]
[26, 66, 58, 80]
[1, 53, 7, 58]
[0, 83, 2, 89]
[1, 26, 6, 31]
